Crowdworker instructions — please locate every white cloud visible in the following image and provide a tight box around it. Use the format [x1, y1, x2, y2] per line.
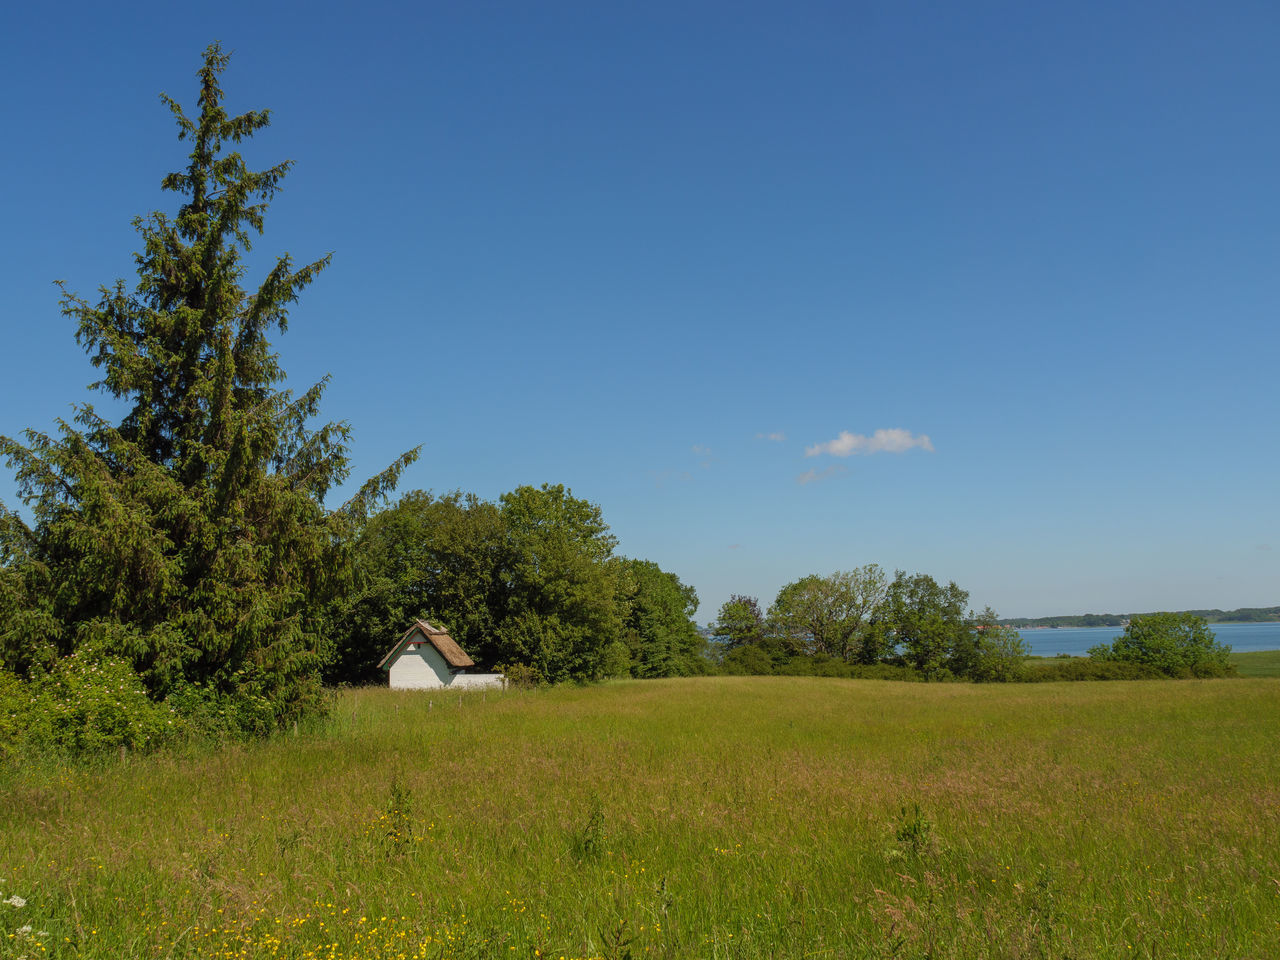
[804, 428, 934, 458]
[692, 444, 711, 455]
[755, 432, 786, 442]
[796, 464, 847, 485]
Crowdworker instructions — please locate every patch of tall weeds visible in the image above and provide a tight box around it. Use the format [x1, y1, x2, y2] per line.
[570, 795, 607, 862]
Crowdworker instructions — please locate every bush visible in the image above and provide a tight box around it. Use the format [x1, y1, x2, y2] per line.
[500, 663, 542, 689]
[165, 682, 286, 740]
[1021, 658, 1168, 682]
[1087, 613, 1234, 677]
[846, 662, 926, 682]
[7, 652, 181, 755]
[720, 645, 775, 675]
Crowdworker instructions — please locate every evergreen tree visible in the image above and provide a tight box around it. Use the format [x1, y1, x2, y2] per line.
[0, 44, 415, 733]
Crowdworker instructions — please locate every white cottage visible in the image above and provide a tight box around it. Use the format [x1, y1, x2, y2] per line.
[379, 621, 505, 690]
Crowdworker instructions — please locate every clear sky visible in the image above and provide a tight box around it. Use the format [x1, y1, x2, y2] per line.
[3, 1, 1277, 621]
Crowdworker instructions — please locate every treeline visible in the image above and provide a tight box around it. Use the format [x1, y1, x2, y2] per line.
[1000, 605, 1280, 628]
[710, 567, 1028, 682]
[329, 486, 711, 686]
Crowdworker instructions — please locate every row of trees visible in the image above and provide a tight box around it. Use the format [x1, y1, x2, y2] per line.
[713, 566, 1029, 682]
[329, 486, 709, 686]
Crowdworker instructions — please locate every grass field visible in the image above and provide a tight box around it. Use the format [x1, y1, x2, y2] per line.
[1023, 649, 1280, 679]
[2, 677, 1278, 959]
[1230, 649, 1280, 678]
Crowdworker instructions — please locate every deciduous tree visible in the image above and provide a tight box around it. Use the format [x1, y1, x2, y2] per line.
[619, 558, 705, 677]
[495, 484, 624, 682]
[769, 565, 890, 662]
[713, 595, 766, 650]
[1088, 612, 1231, 676]
[880, 572, 972, 680]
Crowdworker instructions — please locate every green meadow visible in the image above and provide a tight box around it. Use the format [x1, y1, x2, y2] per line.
[2, 677, 1278, 959]
[1231, 649, 1280, 678]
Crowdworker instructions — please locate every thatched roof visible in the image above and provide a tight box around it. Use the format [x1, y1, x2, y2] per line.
[378, 620, 476, 670]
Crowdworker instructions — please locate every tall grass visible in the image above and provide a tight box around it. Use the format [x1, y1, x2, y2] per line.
[2, 677, 1278, 958]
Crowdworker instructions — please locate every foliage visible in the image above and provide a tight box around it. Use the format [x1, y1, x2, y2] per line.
[0, 45, 414, 738]
[879, 571, 973, 680]
[768, 566, 890, 663]
[497, 484, 625, 683]
[331, 486, 705, 685]
[773, 656, 924, 681]
[894, 802, 938, 856]
[618, 559, 705, 678]
[962, 607, 1029, 682]
[715, 569, 1244, 685]
[327, 490, 506, 684]
[715, 570, 1032, 682]
[1020, 658, 1167, 682]
[0, 652, 179, 756]
[720, 643, 775, 675]
[712, 595, 766, 650]
[498, 662, 542, 689]
[1088, 612, 1234, 677]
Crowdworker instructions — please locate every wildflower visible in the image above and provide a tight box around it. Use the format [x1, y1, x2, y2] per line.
[4, 895, 26, 907]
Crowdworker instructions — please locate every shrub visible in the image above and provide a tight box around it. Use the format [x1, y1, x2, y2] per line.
[846, 662, 926, 682]
[1087, 613, 1234, 678]
[1021, 659, 1168, 682]
[500, 663, 542, 689]
[720, 645, 775, 675]
[30, 651, 179, 754]
[165, 682, 286, 740]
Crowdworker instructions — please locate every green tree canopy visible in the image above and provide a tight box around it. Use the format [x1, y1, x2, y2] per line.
[878, 572, 973, 680]
[0, 44, 414, 733]
[768, 565, 890, 663]
[619, 558, 705, 678]
[327, 490, 505, 685]
[1088, 612, 1232, 677]
[496, 484, 624, 683]
[963, 607, 1029, 682]
[331, 484, 647, 685]
[713, 595, 766, 650]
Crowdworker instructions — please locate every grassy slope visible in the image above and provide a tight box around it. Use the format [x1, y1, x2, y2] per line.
[1230, 649, 1280, 677]
[2, 677, 1278, 959]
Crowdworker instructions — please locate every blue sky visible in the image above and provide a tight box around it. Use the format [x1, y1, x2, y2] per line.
[3, 1, 1277, 621]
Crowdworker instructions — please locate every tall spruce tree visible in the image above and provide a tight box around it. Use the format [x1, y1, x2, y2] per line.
[0, 44, 415, 732]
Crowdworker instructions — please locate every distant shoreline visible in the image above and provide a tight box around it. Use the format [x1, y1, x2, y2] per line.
[1019, 621, 1280, 630]
[999, 606, 1280, 629]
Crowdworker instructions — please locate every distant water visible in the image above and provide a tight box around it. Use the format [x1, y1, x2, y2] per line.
[1018, 621, 1280, 657]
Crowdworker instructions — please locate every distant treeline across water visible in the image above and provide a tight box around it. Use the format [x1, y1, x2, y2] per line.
[1019, 621, 1280, 658]
[1001, 605, 1280, 629]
